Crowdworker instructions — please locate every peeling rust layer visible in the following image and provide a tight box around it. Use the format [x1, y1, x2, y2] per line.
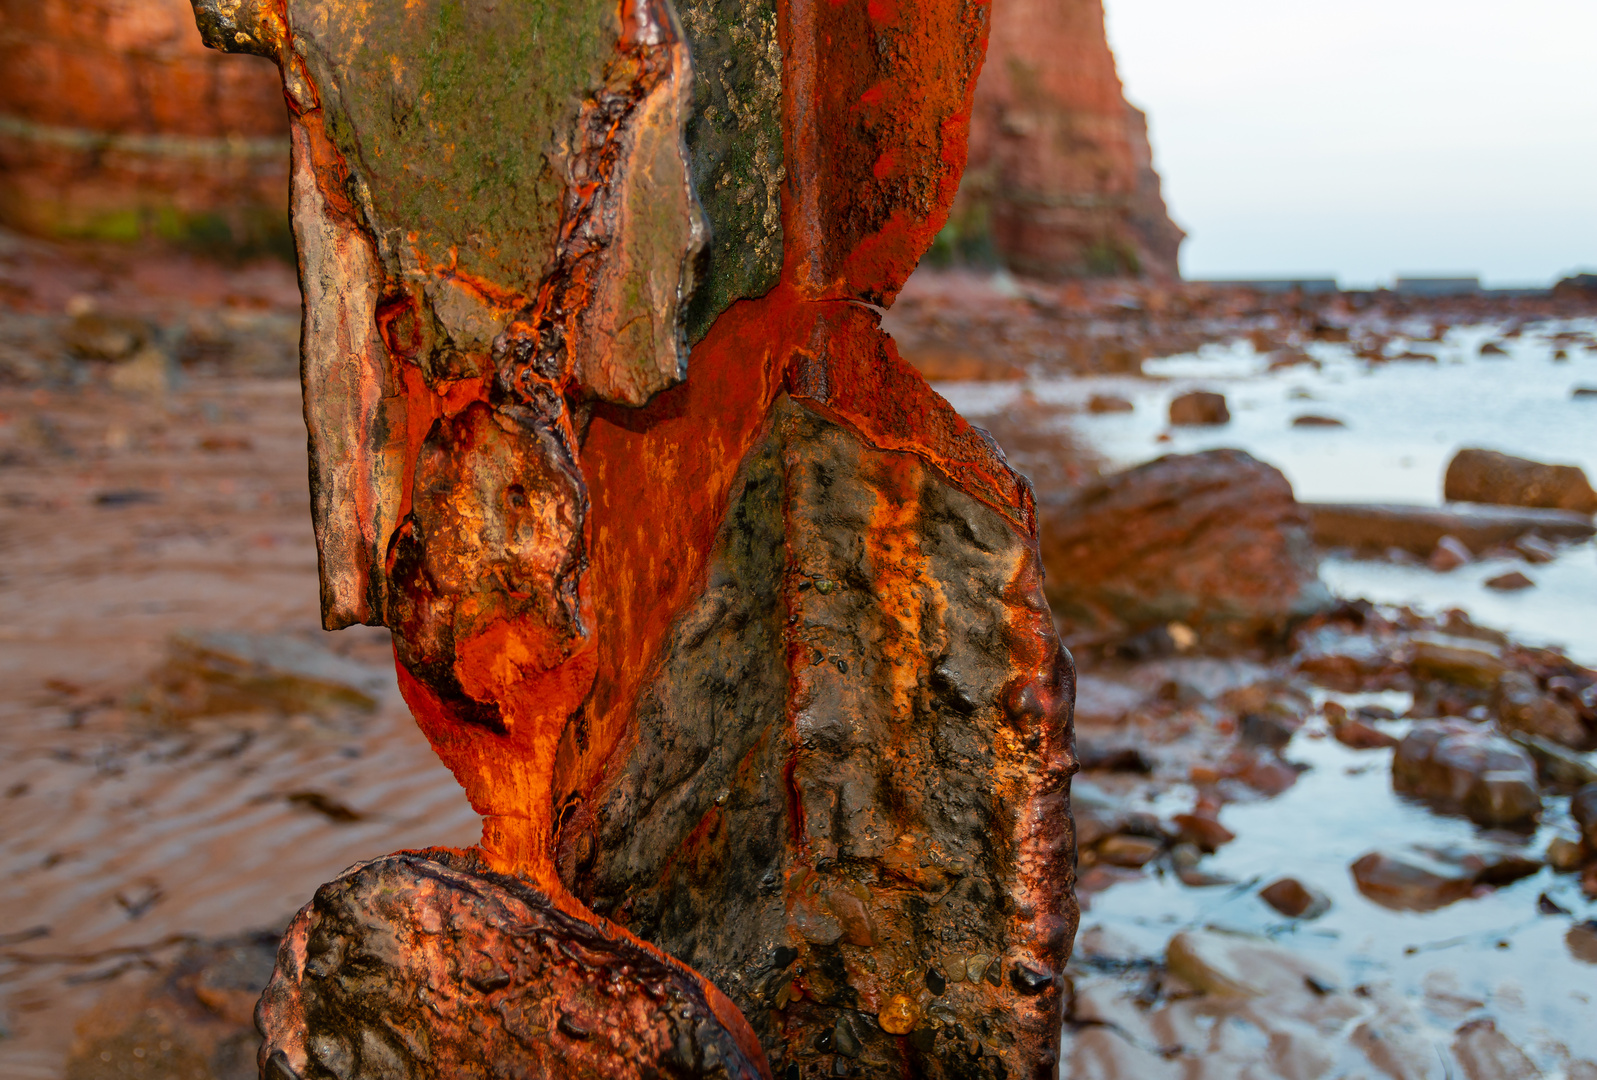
[256, 850, 768, 1080]
[783, 0, 990, 305]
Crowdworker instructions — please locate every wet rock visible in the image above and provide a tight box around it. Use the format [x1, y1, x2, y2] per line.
[1572, 783, 1597, 848]
[1410, 633, 1506, 689]
[1259, 877, 1331, 919]
[1485, 571, 1535, 591]
[1333, 717, 1399, 750]
[1393, 719, 1541, 826]
[1038, 449, 1330, 649]
[1568, 920, 1597, 964]
[1350, 850, 1478, 911]
[256, 851, 766, 1079]
[1452, 1018, 1539, 1080]
[1228, 750, 1305, 796]
[1171, 811, 1235, 853]
[1087, 393, 1134, 414]
[1238, 710, 1301, 750]
[1429, 534, 1473, 571]
[1444, 448, 1597, 515]
[1352, 846, 1539, 911]
[1164, 929, 1337, 998]
[1304, 502, 1595, 556]
[146, 630, 388, 719]
[1168, 390, 1229, 426]
[1095, 835, 1163, 868]
[1513, 533, 1558, 563]
[1497, 671, 1588, 749]
[1545, 837, 1584, 873]
[1294, 627, 1395, 691]
[1291, 414, 1345, 428]
[1573, 386, 1597, 399]
[1464, 772, 1543, 828]
[1479, 341, 1509, 357]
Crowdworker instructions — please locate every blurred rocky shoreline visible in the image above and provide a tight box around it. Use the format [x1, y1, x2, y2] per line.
[3, 232, 1597, 1078]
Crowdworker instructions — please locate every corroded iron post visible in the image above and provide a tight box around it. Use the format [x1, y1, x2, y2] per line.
[192, 1, 1076, 1076]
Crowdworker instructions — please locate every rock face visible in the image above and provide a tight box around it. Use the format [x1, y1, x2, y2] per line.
[1038, 449, 1331, 650]
[0, 0, 289, 246]
[1392, 719, 1542, 827]
[1444, 448, 1597, 515]
[950, 0, 1184, 279]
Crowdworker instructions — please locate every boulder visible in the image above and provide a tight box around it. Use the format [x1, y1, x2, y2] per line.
[1444, 448, 1597, 515]
[1392, 719, 1541, 826]
[1496, 670, 1589, 749]
[1573, 783, 1597, 848]
[1507, 732, 1597, 789]
[1168, 390, 1229, 426]
[1304, 502, 1595, 556]
[1038, 449, 1331, 649]
[1409, 633, 1506, 689]
[1484, 571, 1535, 591]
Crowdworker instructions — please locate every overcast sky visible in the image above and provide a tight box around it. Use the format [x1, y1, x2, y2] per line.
[1103, 0, 1597, 286]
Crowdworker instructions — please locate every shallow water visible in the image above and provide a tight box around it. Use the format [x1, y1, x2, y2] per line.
[940, 318, 1597, 662]
[937, 319, 1597, 1074]
[1092, 701, 1595, 1069]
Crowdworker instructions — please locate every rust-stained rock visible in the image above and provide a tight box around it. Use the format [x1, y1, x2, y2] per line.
[257, 850, 766, 1080]
[191, 0, 1076, 1076]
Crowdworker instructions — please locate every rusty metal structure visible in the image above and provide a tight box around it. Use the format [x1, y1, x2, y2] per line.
[190, 0, 1077, 1075]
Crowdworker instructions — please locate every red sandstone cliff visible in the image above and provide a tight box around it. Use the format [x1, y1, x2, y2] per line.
[952, 0, 1184, 280]
[0, 0, 288, 248]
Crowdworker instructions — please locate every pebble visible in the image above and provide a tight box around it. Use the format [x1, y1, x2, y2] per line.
[1167, 390, 1229, 426]
[1429, 534, 1473, 572]
[1171, 812, 1235, 853]
[1546, 837, 1585, 873]
[1291, 414, 1346, 427]
[1087, 393, 1134, 413]
[1259, 877, 1331, 919]
[877, 994, 917, 1035]
[1485, 571, 1535, 591]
